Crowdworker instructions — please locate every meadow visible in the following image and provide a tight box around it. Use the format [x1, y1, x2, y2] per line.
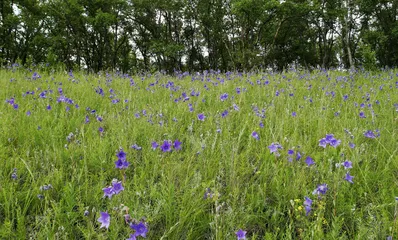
[0, 67, 397, 239]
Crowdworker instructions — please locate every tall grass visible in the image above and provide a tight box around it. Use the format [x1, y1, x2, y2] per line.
[0, 67, 397, 239]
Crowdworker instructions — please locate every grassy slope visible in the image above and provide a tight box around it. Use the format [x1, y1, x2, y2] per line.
[0, 68, 397, 239]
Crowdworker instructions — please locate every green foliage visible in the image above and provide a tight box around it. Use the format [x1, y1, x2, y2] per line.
[1, 1, 398, 70]
[358, 42, 377, 71]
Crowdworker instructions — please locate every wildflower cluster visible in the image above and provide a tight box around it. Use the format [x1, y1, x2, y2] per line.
[97, 149, 149, 239]
[364, 129, 380, 139]
[336, 160, 354, 183]
[287, 149, 302, 162]
[319, 134, 341, 148]
[151, 140, 182, 152]
[102, 179, 124, 199]
[115, 150, 130, 169]
[6, 97, 19, 110]
[268, 142, 283, 155]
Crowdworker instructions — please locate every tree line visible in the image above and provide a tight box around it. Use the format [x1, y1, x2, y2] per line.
[1, 0, 397, 72]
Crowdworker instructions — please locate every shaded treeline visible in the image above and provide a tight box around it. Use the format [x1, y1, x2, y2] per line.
[1, 0, 397, 72]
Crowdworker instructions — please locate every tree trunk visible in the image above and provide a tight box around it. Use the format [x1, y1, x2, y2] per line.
[344, 0, 354, 69]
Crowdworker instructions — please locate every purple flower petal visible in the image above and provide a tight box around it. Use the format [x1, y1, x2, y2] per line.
[235, 229, 247, 240]
[97, 212, 110, 229]
[344, 172, 354, 183]
[161, 140, 172, 152]
[251, 131, 259, 140]
[130, 222, 148, 238]
[305, 156, 315, 166]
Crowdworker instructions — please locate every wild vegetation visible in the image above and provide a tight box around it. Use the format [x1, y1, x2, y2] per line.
[1, 0, 398, 72]
[1, 67, 397, 239]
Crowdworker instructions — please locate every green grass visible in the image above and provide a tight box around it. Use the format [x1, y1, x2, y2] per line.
[0, 68, 397, 239]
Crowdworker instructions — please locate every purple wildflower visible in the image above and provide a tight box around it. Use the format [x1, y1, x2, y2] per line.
[221, 110, 229, 118]
[349, 142, 355, 149]
[251, 131, 259, 140]
[32, 72, 41, 80]
[287, 149, 294, 161]
[296, 151, 302, 161]
[131, 144, 142, 150]
[11, 168, 17, 180]
[364, 130, 379, 138]
[112, 180, 124, 194]
[95, 87, 104, 96]
[97, 212, 110, 229]
[220, 93, 228, 101]
[115, 159, 124, 169]
[11, 173, 17, 180]
[188, 103, 194, 112]
[268, 143, 282, 154]
[40, 184, 53, 191]
[325, 134, 335, 143]
[305, 156, 315, 166]
[303, 197, 313, 207]
[127, 234, 137, 240]
[197, 113, 206, 121]
[303, 196, 313, 215]
[344, 172, 354, 183]
[161, 140, 172, 152]
[342, 160, 352, 169]
[103, 186, 115, 199]
[235, 229, 246, 240]
[173, 140, 182, 150]
[6, 98, 15, 105]
[130, 222, 148, 238]
[330, 139, 341, 148]
[117, 150, 127, 160]
[319, 138, 327, 148]
[151, 141, 158, 150]
[320, 134, 341, 148]
[115, 158, 130, 169]
[203, 188, 213, 199]
[313, 184, 328, 196]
